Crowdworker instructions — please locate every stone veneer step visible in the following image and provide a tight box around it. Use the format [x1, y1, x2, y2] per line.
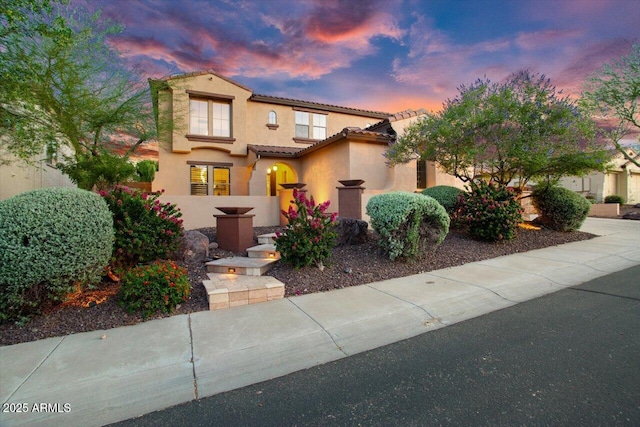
[202, 273, 285, 310]
[257, 233, 278, 245]
[205, 256, 278, 276]
[246, 244, 280, 259]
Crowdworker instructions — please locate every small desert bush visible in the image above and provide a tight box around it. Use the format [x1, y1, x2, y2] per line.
[366, 191, 449, 260]
[604, 195, 625, 204]
[118, 260, 190, 318]
[532, 185, 591, 231]
[421, 185, 463, 214]
[0, 188, 113, 322]
[455, 182, 523, 242]
[275, 189, 337, 270]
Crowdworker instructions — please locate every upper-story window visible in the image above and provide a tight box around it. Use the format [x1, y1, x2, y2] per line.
[295, 111, 310, 138]
[312, 113, 326, 139]
[295, 110, 327, 140]
[268, 110, 277, 125]
[189, 98, 231, 137]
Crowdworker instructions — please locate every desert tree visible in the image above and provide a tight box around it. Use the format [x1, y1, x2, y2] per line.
[0, 1, 156, 189]
[582, 44, 640, 168]
[386, 71, 609, 192]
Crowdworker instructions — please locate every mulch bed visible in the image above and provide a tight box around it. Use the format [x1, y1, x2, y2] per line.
[0, 224, 597, 346]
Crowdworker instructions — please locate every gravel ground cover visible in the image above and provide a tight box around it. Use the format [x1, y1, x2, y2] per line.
[0, 222, 603, 346]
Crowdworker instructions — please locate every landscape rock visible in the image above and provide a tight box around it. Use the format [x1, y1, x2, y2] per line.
[335, 217, 369, 246]
[622, 211, 640, 220]
[181, 230, 210, 263]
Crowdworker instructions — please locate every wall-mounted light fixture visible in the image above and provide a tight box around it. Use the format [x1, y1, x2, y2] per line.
[228, 268, 236, 273]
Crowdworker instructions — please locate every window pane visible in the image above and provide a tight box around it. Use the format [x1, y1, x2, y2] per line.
[268, 110, 277, 124]
[295, 124, 309, 138]
[212, 102, 230, 137]
[295, 111, 309, 125]
[190, 165, 208, 195]
[312, 113, 326, 139]
[189, 100, 208, 135]
[313, 126, 326, 139]
[213, 167, 230, 196]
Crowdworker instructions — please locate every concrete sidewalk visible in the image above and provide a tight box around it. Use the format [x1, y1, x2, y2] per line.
[1, 218, 638, 427]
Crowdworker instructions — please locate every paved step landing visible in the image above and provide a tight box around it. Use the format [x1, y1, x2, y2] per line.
[206, 257, 279, 276]
[257, 233, 278, 244]
[203, 273, 285, 310]
[247, 244, 280, 259]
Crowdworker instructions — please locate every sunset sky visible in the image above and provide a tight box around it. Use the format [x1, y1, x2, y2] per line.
[85, 0, 639, 114]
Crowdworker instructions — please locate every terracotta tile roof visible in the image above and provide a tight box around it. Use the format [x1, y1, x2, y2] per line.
[157, 70, 253, 92]
[364, 108, 428, 132]
[296, 127, 393, 157]
[250, 94, 390, 119]
[247, 144, 305, 158]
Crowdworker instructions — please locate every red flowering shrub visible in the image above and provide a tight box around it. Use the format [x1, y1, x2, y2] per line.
[275, 189, 337, 270]
[100, 186, 183, 271]
[455, 182, 523, 242]
[118, 260, 190, 318]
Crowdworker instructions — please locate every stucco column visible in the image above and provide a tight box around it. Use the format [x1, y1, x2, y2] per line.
[213, 207, 255, 253]
[337, 179, 365, 219]
[278, 183, 307, 226]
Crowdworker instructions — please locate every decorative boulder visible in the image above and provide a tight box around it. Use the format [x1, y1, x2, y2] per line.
[335, 217, 369, 246]
[622, 211, 640, 220]
[181, 230, 210, 263]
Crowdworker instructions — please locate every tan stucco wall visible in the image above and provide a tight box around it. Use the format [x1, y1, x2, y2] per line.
[246, 102, 378, 149]
[153, 144, 252, 196]
[159, 195, 280, 229]
[300, 140, 350, 205]
[0, 154, 75, 200]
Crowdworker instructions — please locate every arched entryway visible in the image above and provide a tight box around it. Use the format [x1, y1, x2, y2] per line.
[267, 162, 297, 196]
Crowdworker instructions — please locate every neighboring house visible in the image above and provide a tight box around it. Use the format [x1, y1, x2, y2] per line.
[559, 147, 640, 204]
[149, 71, 462, 226]
[0, 147, 75, 201]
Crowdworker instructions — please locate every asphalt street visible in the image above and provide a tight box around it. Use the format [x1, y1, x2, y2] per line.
[111, 264, 640, 427]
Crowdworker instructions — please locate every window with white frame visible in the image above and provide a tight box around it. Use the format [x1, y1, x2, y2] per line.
[295, 111, 309, 138]
[312, 113, 327, 139]
[295, 110, 328, 140]
[268, 110, 277, 125]
[189, 99, 231, 137]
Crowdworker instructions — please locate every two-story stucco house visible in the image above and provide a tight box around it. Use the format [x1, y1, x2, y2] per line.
[149, 71, 462, 227]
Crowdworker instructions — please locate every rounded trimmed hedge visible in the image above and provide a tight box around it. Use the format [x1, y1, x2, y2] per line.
[532, 186, 591, 232]
[366, 191, 450, 260]
[0, 188, 114, 322]
[421, 185, 463, 214]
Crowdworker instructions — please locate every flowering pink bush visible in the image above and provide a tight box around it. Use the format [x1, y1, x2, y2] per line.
[100, 186, 183, 271]
[275, 189, 337, 270]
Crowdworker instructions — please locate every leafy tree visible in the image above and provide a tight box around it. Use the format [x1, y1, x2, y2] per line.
[386, 71, 609, 192]
[0, 2, 156, 189]
[582, 44, 640, 168]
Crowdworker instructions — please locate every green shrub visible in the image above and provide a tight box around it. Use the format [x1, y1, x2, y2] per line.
[59, 151, 136, 191]
[118, 260, 190, 318]
[100, 186, 183, 271]
[136, 160, 158, 182]
[455, 182, 523, 242]
[532, 185, 591, 231]
[366, 191, 450, 260]
[421, 185, 463, 213]
[275, 189, 337, 270]
[0, 188, 113, 322]
[604, 195, 625, 204]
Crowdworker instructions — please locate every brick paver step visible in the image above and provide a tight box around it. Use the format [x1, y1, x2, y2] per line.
[202, 273, 285, 310]
[257, 233, 278, 244]
[205, 256, 278, 276]
[246, 244, 280, 259]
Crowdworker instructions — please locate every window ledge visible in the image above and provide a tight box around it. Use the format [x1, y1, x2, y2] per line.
[293, 137, 319, 144]
[266, 124, 279, 130]
[186, 135, 235, 143]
